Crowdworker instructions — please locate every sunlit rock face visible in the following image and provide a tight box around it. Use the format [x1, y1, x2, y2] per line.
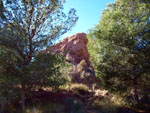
[45, 33, 91, 67]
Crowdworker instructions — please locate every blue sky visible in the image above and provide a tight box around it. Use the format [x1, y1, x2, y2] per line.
[61, 0, 114, 39]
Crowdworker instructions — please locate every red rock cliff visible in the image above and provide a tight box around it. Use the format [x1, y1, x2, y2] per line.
[45, 33, 91, 67]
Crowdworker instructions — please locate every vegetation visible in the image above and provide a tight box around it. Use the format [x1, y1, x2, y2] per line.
[87, 33, 100, 69]
[92, 96, 118, 113]
[89, 0, 150, 108]
[0, 0, 78, 111]
[0, 0, 150, 112]
[70, 83, 89, 97]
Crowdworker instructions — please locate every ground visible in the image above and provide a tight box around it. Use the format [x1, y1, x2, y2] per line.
[24, 89, 149, 113]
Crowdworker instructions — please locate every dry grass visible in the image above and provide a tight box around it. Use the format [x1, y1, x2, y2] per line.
[70, 83, 89, 91]
[69, 83, 90, 96]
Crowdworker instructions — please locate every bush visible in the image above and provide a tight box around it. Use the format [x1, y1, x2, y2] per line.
[92, 96, 119, 113]
[70, 84, 90, 96]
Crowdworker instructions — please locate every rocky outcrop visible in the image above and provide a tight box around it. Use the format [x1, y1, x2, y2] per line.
[43, 33, 97, 87]
[46, 33, 91, 67]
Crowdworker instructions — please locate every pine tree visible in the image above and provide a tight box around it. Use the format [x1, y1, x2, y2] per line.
[92, 0, 150, 104]
[0, 0, 78, 110]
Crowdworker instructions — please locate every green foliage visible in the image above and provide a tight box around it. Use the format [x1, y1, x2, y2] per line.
[60, 61, 72, 80]
[0, 47, 21, 112]
[0, 0, 78, 56]
[87, 33, 100, 68]
[0, 46, 68, 110]
[0, 47, 68, 90]
[0, 46, 21, 92]
[87, 33, 101, 80]
[0, 0, 78, 110]
[29, 53, 68, 90]
[90, 0, 150, 106]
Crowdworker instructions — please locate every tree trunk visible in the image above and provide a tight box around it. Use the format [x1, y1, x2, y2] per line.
[21, 84, 26, 111]
[132, 64, 139, 103]
[132, 85, 139, 102]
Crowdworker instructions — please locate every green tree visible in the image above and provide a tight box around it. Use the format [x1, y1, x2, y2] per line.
[29, 53, 68, 90]
[92, 0, 150, 104]
[0, 0, 78, 110]
[87, 32, 100, 73]
[0, 46, 68, 111]
[0, 46, 21, 113]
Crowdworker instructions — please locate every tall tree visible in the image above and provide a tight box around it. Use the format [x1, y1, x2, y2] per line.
[0, 0, 78, 110]
[92, 0, 150, 104]
[87, 32, 100, 69]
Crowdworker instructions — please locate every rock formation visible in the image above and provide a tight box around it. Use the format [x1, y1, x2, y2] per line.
[43, 33, 97, 87]
[45, 33, 91, 66]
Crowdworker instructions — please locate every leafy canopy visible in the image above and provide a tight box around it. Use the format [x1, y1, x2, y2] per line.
[91, 0, 150, 97]
[0, 0, 78, 109]
[0, 0, 78, 65]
